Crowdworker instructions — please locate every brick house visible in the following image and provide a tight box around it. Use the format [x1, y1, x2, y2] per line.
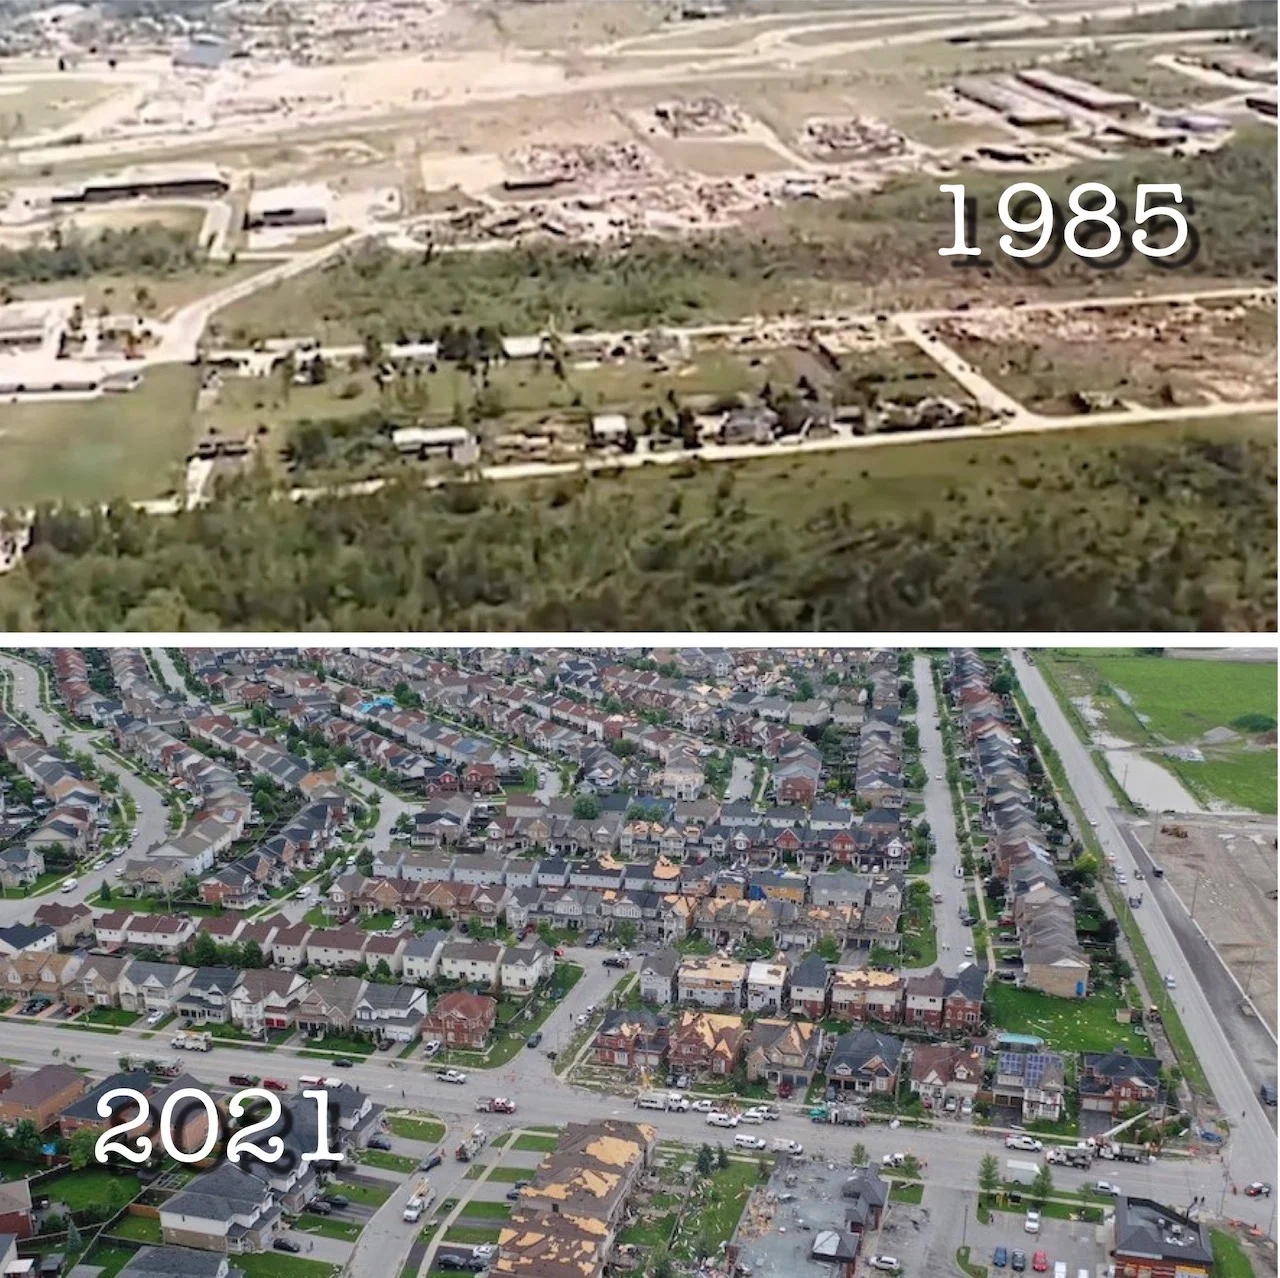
[421, 991, 497, 1049]
[667, 1010, 747, 1078]
[593, 1009, 669, 1070]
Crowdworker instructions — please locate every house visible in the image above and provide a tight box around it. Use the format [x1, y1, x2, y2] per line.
[0, 1178, 32, 1239]
[439, 941, 505, 989]
[119, 960, 195, 1014]
[0, 950, 81, 1002]
[160, 1162, 282, 1253]
[421, 991, 497, 1049]
[1079, 1050, 1161, 1116]
[943, 964, 986, 1030]
[676, 955, 746, 1010]
[745, 1019, 823, 1093]
[639, 948, 680, 1006]
[668, 1009, 747, 1077]
[500, 943, 553, 995]
[909, 1044, 983, 1107]
[593, 1009, 669, 1070]
[0, 846, 44, 890]
[174, 967, 242, 1024]
[991, 1043, 1066, 1122]
[745, 960, 789, 1014]
[401, 934, 447, 984]
[825, 1029, 904, 1095]
[352, 983, 428, 1043]
[60, 1072, 210, 1154]
[294, 975, 366, 1036]
[841, 1167, 889, 1235]
[228, 969, 309, 1035]
[832, 968, 904, 1024]
[32, 902, 92, 948]
[0, 1063, 84, 1128]
[0, 924, 55, 957]
[66, 954, 128, 1011]
[1112, 1198, 1213, 1278]
[117, 1247, 241, 1278]
[304, 925, 367, 971]
[789, 953, 831, 1018]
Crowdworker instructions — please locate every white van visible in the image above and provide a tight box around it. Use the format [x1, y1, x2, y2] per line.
[1054, 1263, 1067, 1278]
[60, 878, 78, 893]
[637, 1093, 667, 1111]
[733, 1133, 766, 1150]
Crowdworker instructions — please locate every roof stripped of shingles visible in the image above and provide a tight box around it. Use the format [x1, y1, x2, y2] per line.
[535, 1167, 619, 1202]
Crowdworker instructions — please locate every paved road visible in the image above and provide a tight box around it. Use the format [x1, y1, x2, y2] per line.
[726, 756, 755, 803]
[0, 654, 170, 923]
[1010, 651, 1278, 1201]
[914, 655, 971, 962]
[149, 646, 202, 705]
[0, 1014, 1267, 1230]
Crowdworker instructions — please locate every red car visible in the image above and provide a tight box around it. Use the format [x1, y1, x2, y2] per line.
[1032, 1253, 1048, 1273]
[262, 1078, 289, 1092]
[553, 946, 565, 957]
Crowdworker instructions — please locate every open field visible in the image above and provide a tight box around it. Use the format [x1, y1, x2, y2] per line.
[0, 364, 199, 507]
[1044, 651, 1277, 813]
[0, 76, 122, 137]
[987, 982, 1149, 1055]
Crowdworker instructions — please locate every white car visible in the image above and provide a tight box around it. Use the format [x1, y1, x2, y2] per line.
[437, 1069, 467, 1084]
[963, 946, 974, 957]
[1094, 1181, 1121, 1196]
[145, 1009, 164, 1026]
[739, 1111, 765, 1124]
[733, 1134, 767, 1151]
[690, 1099, 716, 1112]
[1163, 973, 1176, 989]
[1005, 1134, 1043, 1151]
[473, 1244, 496, 1262]
[772, 1138, 804, 1155]
[294, 886, 311, 899]
[706, 1111, 739, 1128]
[745, 1105, 778, 1121]
[60, 878, 78, 893]
[1115, 872, 1128, 884]
[869, 1258, 901, 1272]
[1024, 1210, 1041, 1234]
[423, 1040, 442, 1058]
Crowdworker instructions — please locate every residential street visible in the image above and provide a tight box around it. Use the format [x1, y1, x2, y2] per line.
[726, 755, 755, 803]
[1011, 651, 1278, 1200]
[0, 653, 170, 924]
[914, 654, 971, 961]
[149, 647, 202, 705]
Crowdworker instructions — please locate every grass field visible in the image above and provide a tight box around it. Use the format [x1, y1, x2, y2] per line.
[457, 1199, 512, 1219]
[987, 982, 1148, 1055]
[235, 1253, 339, 1278]
[443, 1224, 503, 1245]
[388, 1113, 446, 1143]
[296, 1212, 361, 1241]
[0, 364, 199, 506]
[47, 1167, 141, 1211]
[106, 1213, 161, 1242]
[359, 1149, 418, 1173]
[0, 76, 122, 136]
[82, 1244, 137, 1278]
[1210, 1228, 1258, 1278]
[512, 1134, 559, 1153]
[670, 1158, 767, 1263]
[1045, 651, 1277, 813]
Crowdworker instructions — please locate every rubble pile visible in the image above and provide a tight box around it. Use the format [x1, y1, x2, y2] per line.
[508, 141, 665, 186]
[652, 95, 748, 137]
[802, 115, 907, 160]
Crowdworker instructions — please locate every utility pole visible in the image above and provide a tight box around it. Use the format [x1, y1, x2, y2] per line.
[1189, 871, 1202, 923]
[961, 1202, 969, 1251]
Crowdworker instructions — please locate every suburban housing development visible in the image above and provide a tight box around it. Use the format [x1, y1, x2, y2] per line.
[0, 643, 1271, 1278]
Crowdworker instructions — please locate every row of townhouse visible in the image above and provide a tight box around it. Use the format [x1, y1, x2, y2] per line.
[493, 1119, 655, 1278]
[950, 652, 1090, 999]
[49, 648, 116, 725]
[186, 714, 343, 801]
[640, 949, 986, 1026]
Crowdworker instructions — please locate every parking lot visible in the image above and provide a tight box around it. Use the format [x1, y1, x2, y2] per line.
[963, 1193, 1112, 1278]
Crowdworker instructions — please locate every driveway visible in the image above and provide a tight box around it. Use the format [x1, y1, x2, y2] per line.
[726, 756, 755, 803]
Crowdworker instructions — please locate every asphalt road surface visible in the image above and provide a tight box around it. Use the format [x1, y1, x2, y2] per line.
[1011, 651, 1277, 1204]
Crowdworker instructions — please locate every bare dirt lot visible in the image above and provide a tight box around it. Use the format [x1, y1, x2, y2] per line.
[1135, 814, 1278, 1033]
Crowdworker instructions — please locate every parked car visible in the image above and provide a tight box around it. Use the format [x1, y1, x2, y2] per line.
[332, 1057, 353, 1068]
[868, 1258, 901, 1272]
[229, 1073, 260, 1087]
[262, 1078, 289, 1092]
[1094, 1181, 1121, 1196]
[307, 1201, 333, 1216]
[745, 1105, 778, 1121]
[145, 1009, 164, 1026]
[1246, 1182, 1273, 1198]
[368, 1135, 393, 1151]
[739, 1111, 764, 1124]
[733, 1134, 766, 1151]
[322, 1194, 349, 1209]
[1024, 1211, 1041, 1234]
[1012, 1250, 1027, 1272]
[1032, 1252, 1048, 1272]
[273, 1240, 301, 1254]
[526, 1032, 542, 1049]
[423, 1040, 443, 1058]
[419, 1152, 444, 1172]
[994, 1247, 1009, 1268]
[603, 956, 629, 969]
[1164, 973, 1176, 989]
[1006, 1135, 1043, 1152]
[691, 1099, 715, 1112]
[438, 1069, 467, 1084]
[506, 1189, 522, 1200]
[1260, 1084, 1277, 1106]
[706, 1111, 739, 1128]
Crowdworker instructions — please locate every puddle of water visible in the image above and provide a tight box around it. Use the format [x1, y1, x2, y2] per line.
[1103, 749, 1204, 813]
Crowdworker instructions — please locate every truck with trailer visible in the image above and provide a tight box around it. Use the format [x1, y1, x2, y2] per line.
[119, 1053, 181, 1077]
[171, 1030, 212, 1051]
[475, 1097, 517, 1114]
[809, 1103, 868, 1126]
[1047, 1145, 1094, 1169]
[1096, 1141, 1151, 1163]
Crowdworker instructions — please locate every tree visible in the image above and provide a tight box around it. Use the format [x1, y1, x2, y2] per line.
[815, 934, 840, 963]
[1031, 1162, 1053, 1205]
[65, 1218, 82, 1252]
[572, 794, 600, 820]
[696, 1143, 714, 1176]
[716, 1144, 729, 1170]
[187, 931, 219, 968]
[901, 1153, 921, 1180]
[242, 939, 265, 969]
[68, 1128, 97, 1171]
[851, 1142, 868, 1168]
[652, 1251, 675, 1278]
[11, 1118, 42, 1159]
[978, 1153, 1000, 1202]
[615, 921, 637, 949]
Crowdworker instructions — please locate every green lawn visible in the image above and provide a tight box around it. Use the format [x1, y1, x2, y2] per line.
[670, 1158, 769, 1263]
[296, 1212, 361, 1241]
[359, 1149, 418, 1173]
[299, 1033, 374, 1058]
[512, 1134, 559, 1153]
[46, 1168, 141, 1211]
[388, 1114, 446, 1144]
[1210, 1229, 1256, 1278]
[328, 1180, 392, 1207]
[235, 1253, 340, 1278]
[82, 1244, 138, 1278]
[0, 364, 200, 506]
[107, 1214, 162, 1242]
[457, 1200, 512, 1220]
[472, 1165, 528, 1183]
[987, 982, 1147, 1055]
[83, 1007, 141, 1028]
[890, 1181, 924, 1204]
[443, 1224, 503, 1245]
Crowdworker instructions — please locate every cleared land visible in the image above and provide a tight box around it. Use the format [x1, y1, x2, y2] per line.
[0, 365, 199, 507]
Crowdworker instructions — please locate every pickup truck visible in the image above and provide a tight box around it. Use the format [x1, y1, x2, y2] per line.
[438, 1069, 468, 1085]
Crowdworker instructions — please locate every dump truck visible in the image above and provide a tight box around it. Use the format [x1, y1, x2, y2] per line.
[455, 1125, 488, 1162]
[171, 1030, 212, 1051]
[475, 1097, 517, 1114]
[809, 1103, 867, 1126]
[1047, 1145, 1094, 1169]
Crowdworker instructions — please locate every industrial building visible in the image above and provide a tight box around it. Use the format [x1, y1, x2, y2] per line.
[390, 426, 474, 460]
[1015, 68, 1141, 117]
[1208, 51, 1277, 83]
[61, 165, 230, 205]
[953, 77, 1069, 127]
[244, 184, 331, 230]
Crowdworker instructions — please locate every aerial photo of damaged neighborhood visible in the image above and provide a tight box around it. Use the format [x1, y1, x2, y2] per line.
[0, 644, 1274, 1278]
[0, 0, 1275, 630]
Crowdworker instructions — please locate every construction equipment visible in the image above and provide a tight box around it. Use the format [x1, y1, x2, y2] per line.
[171, 1030, 212, 1051]
[1161, 825, 1188, 838]
[455, 1125, 488, 1162]
[808, 1102, 867, 1126]
[119, 1053, 181, 1077]
[475, 1097, 516, 1114]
